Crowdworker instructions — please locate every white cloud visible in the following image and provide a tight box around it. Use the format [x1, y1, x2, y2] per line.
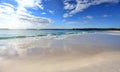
[18, 14, 51, 28]
[64, 1, 76, 10]
[63, 13, 72, 18]
[0, 1, 51, 29]
[15, 0, 44, 15]
[15, 0, 44, 10]
[49, 10, 54, 14]
[41, 12, 46, 15]
[0, 13, 51, 29]
[84, 15, 93, 19]
[65, 20, 88, 24]
[0, 3, 15, 15]
[65, 21, 80, 24]
[63, 0, 120, 18]
[102, 14, 111, 18]
[2, 3, 14, 8]
[63, 13, 69, 18]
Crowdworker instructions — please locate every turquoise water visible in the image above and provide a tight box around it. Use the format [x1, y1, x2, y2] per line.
[0, 29, 98, 40]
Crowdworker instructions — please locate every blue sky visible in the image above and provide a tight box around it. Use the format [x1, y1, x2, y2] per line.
[0, 0, 120, 29]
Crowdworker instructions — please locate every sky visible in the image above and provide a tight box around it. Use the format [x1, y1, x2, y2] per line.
[0, 0, 120, 29]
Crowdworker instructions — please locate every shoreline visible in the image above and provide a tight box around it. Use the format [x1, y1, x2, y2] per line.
[0, 30, 120, 40]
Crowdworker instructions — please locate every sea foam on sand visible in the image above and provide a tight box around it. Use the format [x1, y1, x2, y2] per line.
[0, 32, 120, 72]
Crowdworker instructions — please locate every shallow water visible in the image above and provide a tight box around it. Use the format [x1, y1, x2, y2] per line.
[0, 29, 102, 40]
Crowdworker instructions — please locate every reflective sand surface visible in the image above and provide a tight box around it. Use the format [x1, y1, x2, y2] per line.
[0, 33, 120, 72]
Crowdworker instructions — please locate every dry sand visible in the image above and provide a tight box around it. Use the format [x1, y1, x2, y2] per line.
[0, 33, 120, 72]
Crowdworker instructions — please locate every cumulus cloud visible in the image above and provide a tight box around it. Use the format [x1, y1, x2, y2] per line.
[15, 0, 44, 10]
[64, 0, 76, 10]
[15, 0, 44, 16]
[0, 0, 51, 29]
[63, 0, 120, 18]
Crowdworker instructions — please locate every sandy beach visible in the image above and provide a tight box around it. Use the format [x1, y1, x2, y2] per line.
[0, 32, 120, 72]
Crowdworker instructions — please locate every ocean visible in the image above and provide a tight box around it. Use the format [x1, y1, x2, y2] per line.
[0, 29, 98, 40]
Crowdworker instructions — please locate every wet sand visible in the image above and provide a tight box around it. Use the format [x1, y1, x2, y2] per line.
[0, 33, 120, 72]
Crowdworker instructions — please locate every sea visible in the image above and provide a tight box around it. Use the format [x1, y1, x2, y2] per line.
[0, 29, 99, 40]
